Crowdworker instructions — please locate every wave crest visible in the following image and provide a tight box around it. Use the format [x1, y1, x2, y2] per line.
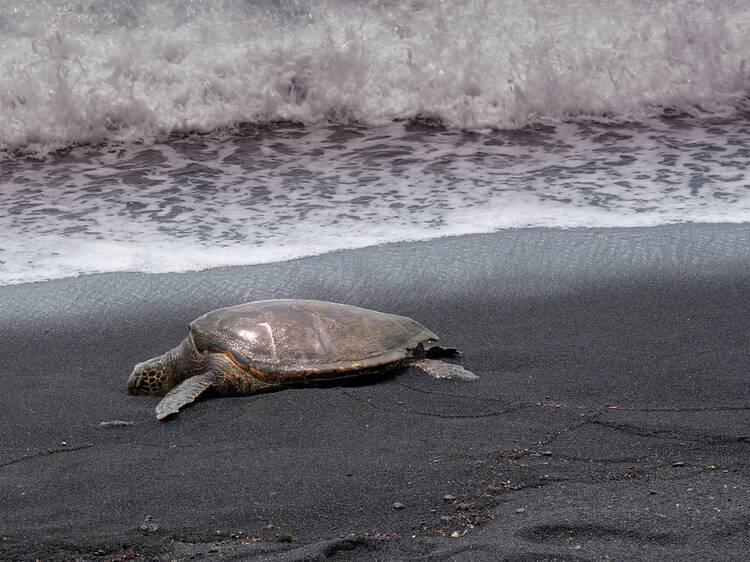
[1, 0, 749, 155]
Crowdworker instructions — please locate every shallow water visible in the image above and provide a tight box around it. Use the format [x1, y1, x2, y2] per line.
[1, 117, 749, 285]
[1, 1, 749, 285]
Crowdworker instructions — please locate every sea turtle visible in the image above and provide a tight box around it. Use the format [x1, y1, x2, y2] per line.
[127, 299, 477, 420]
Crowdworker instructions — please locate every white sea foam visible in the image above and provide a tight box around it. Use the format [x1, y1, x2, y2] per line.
[1, 0, 749, 155]
[1, 118, 749, 286]
[2, 2, 749, 285]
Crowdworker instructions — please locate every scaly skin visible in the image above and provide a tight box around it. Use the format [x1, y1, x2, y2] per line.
[127, 336, 205, 396]
[127, 334, 270, 397]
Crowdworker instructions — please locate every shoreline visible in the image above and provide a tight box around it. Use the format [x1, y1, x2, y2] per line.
[3, 222, 749, 289]
[4, 220, 750, 299]
[1, 223, 748, 560]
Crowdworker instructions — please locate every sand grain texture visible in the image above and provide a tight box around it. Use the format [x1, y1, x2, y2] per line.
[1, 224, 748, 561]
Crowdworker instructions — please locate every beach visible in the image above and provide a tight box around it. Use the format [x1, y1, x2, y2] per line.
[1, 223, 748, 560]
[2, 1, 750, 560]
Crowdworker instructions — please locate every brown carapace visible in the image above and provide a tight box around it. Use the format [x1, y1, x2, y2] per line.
[127, 299, 477, 420]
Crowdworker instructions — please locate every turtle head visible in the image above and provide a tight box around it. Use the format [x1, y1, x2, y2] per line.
[127, 355, 175, 396]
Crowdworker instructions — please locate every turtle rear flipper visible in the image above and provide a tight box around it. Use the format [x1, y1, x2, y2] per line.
[155, 372, 218, 421]
[424, 345, 462, 359]
[411, 359, 478, 381]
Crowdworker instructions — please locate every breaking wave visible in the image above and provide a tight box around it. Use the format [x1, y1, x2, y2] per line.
[1, 0, 749, 156]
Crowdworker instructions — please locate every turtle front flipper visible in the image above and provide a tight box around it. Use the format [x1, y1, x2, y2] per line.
[411, 359, 478, 381]
[155, 372, 219, 421]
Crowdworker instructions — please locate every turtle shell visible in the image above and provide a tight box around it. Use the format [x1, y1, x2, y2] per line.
[189, 299, 438, 381]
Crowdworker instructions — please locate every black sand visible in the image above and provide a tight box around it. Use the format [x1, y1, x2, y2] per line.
[1, 224, 748, 561]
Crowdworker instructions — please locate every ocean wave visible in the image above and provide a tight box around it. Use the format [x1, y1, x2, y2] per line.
[2, 117, 749, 285]
[1, 0, 749, 156]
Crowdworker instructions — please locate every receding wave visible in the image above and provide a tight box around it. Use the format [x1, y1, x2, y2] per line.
[2, 116, 749, 285]
[1, 0, 749, 156]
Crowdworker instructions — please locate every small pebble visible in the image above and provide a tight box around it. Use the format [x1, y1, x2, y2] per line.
[99, 420, 134, 427]
[515, 508, 526, 514]
[672, 461, 686, 467]
[649, 490, 658, 495]
[391, 502, 405, 510]
[139, 515, 159, 534]
[94, 549, 106, 556]
[442, 494, 456, 501]
[457, 502, 470, 510]
[541, 451, 553, 456]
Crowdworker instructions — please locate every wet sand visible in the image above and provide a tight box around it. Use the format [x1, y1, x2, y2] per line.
[1, 224, 749, 561]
